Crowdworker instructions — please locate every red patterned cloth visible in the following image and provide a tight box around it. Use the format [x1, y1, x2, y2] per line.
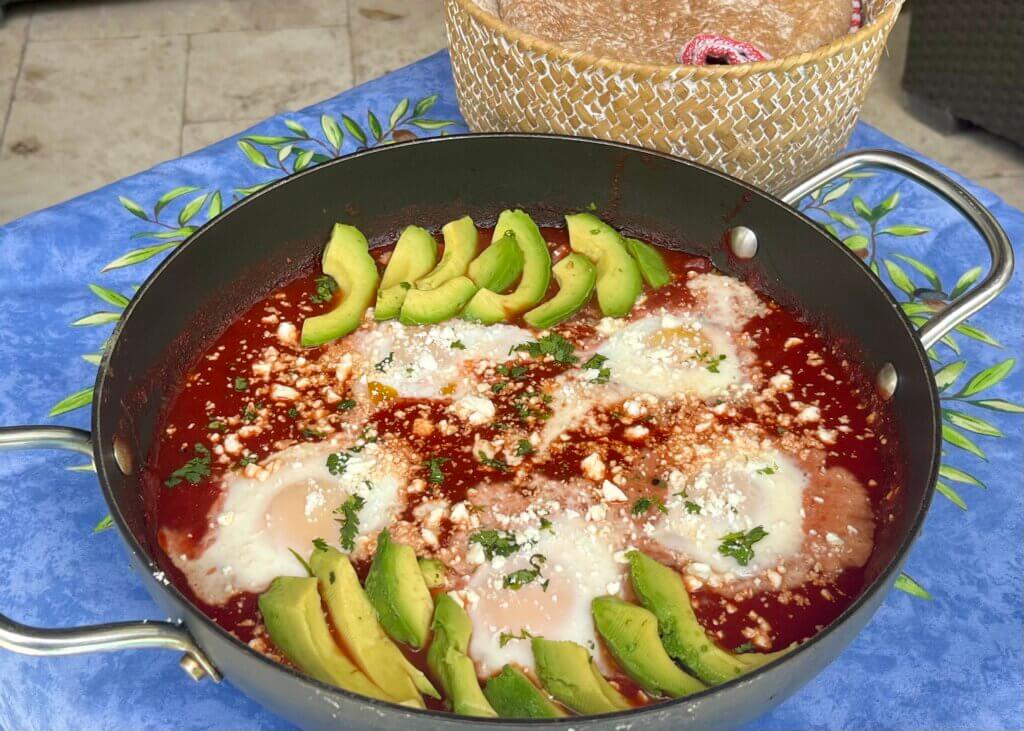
[679, 0, 864, 66]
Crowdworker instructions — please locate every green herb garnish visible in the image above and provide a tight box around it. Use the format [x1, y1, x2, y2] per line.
[287, 407, 299, 419]
[512, 333, 579, 365]
[496, 363, 528, 379]
[237, 454, 256, 469]
[450, 340, 466, 350]
[374, 352, 394, 372]
[301, 427, 324, 440]
[423, 456, 450, 485]
[234, 376, 249, 391]
[310, 275, 337, 304]
[718, 526, 769, 566]
[165, 444, 211, 487]
[478, 450, 510, 472]
[756, 464, 779, 476]
[516, 439, 534, 457]
[337, 398, 356, 411]
[498, 628, 535, 647]
[632, 496, 668, 516]
[503, 554, 548, 591]
[734, 641, 755, 654]
[312, 537, 329, 552]
[326, 451, 351, 475]
[207, 419, 226, 432]
[335, 495, 365, 551]
[469, 529, 520, 560]
[685, 500, 702, 515]
[694, 351, 727, 373]
[581, 353, 611, 384]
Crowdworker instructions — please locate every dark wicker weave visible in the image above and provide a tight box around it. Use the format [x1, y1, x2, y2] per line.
[903, 0, 1024, 145]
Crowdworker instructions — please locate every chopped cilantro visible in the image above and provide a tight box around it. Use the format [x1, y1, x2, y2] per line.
[695, 351, 727, 373]
[288, 548, 314, 577]
[685, 500, 701, 514]
[478, 450, 510, 472]
[326, 451, 351, 475]
[516, 439, 534, 457]
[287, 407, 299, 419]
[337, 398, 357, 411]
[498, 628, 535, 647]
[374, 352, 394, 372]
[503, 554, 547, 591]
[756, 464, 779, 476]
[734, 641, 755, 654]
[237, 454, 256, 469]
[512, 333, 579, 365]
[539, 516, 553, 532]
[207, 419, 226, 432]
[423, 456, 450, 485]
[632, 496, 668, 516]
[496, 364, 528, 379]
[310, 275, 337, 304]
[469, 529, 520, 560]
[718, 526, 769, 566]
[165, 444, 211, 487]
[581, 353, 611, 384]
[242, 401, 260, 422]
[312, 537, 329, 552]
[335, 495, 365, 551]
[300, 427, 324, 440]
[234, 376, 249, 391]
[491, 381, 508, 394]
[450, 340, 466, 350]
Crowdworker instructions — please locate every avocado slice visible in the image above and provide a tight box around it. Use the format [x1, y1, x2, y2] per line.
[427, 594, 497, 717]
[309, 547, 438, 705]
[418, 557, 447, 589]
[467, 230, 525, 292]
[462, 209, 552, 324]
[531, 638, 631, 715]
[399, 276, 478, 325]
[523, 253, 596, 329]
[565, 213, 643, 318]
[592, 596, 706, 698]
[624, 237, 672, 289]
[416, 216, 479, 291]
[364, 530, 434, 649]
[483, 664, 567, 718]
[374, 225, 439, 320]
[301, 224, 381, 346]
[627, 551, 789, 685]
[258, 576, 393, 702]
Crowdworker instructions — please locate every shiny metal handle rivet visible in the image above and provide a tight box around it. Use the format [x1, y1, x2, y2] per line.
[876, 363, 898, 400]
[729, 226, 758, 259]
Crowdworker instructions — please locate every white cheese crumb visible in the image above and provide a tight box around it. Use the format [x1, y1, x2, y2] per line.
[784, 337, 804, 350]
[270, 383, 300, 401]
[276, 321, 298, 346]
[451, 395, 496, 426]
[796, 405, 821, 424]
[580, 452, 606, 482]
[600, 480, 627, 502]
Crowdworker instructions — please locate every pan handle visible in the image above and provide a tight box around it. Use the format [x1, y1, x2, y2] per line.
[781, 149, 1014, 350]
[0, 425, 221, 682]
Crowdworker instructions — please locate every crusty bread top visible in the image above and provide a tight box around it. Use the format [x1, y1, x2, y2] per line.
[497, 0, 856, 64]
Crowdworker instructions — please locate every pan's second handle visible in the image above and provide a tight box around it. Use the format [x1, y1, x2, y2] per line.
[0, 426, 220, 682]
[781, 149, 1014, 350]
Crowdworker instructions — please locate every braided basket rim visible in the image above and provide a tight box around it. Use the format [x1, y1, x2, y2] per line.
[452, 0, 902, 79]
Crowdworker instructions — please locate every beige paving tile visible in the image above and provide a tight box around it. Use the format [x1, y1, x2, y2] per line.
[350, 0, 446, 84]
[0, 35, 186, 224]
[29, 0, 348, 40]
[181, 117, 263, 154]
[862, 11, 1024, 183]
[0, 6, 30, 142]
[186, 27, 352, 122]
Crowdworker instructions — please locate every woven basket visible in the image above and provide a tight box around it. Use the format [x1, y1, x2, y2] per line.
[445, 0, 903, 194]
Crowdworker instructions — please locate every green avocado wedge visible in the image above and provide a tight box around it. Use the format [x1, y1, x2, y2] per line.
[300, 224, 380, 346]
[374, 225, 439, 320]
[257, 576, 394, 703]
[399, 276, 478, 325]
[416, 215, 479, 291]
[523, 253, 596, 329]
[565, 213, 643, 317]
[592, 596, 706, 698]
[624, 237, 672, 289]
[462, 209, 552, 324]
[627, 551, 791, 685]
[309, 546, 438, 705]
[483, 665, 567, 718]
[418, 557, 447, 589]
[427, 594, 498, 717]
[364, 530, 435, 649]
[531, 638, 631, 715]
[468, 230, 525, 292]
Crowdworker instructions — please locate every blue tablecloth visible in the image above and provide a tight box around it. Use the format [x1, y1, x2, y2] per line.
[0, 52, 1020, 731]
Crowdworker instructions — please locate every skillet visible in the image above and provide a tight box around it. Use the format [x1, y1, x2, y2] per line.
[0, 135, 1013, 730]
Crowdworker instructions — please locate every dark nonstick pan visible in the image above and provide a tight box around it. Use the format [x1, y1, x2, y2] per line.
[0, 135, 1013, 730]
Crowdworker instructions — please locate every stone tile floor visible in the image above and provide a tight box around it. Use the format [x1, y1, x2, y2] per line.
[0, 0, 1020, 224]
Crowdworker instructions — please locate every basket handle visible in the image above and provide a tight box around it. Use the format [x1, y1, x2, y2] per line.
[780, 149, 1014, 350]
[0, 426, 220, 683]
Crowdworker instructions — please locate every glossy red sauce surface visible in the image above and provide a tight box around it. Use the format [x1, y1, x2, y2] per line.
[146, 225, 898, 708]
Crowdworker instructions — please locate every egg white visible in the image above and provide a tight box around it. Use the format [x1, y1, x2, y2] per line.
[463, 514, 626, 677]
[165, 440, 404, 605]
[344, 320, 533, 399]
[652, 447, 807, 578]
[686, 272, 767, 330]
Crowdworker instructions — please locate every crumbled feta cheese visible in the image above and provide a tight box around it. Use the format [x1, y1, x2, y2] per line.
[796, 405, 821, 424]
[580, 452, 606, 482]
[600, 480, 627, 502]
[276, 321, 298, 346]
[451, 395, 496, 426]
[270, 384, 300, 401]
